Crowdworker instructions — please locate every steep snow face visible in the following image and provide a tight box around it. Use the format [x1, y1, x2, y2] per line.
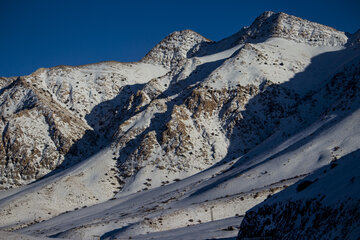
[237, 150, 360, 240]
[0, 11, 359, 240]
[201, 37, 344, 91]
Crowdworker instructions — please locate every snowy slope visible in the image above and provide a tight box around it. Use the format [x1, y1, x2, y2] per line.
[10, 103, 360, 239]
[0, 11, 359, 240]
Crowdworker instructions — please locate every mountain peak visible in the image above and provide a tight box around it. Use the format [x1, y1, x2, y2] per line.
[242, 11, 348, 47]
[141, 29, 212, 68]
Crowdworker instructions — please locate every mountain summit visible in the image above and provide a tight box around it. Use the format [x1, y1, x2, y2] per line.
[242, 11, 347, 46]
[141, 29, 212, 68]
[0, 11, 359, 240]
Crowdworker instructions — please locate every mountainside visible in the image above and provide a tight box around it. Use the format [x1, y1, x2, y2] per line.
[0, 11, 359, 239]
[0, 62, 168, 188]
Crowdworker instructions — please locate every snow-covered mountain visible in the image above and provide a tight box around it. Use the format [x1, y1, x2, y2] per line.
[0, 11, 359, 239]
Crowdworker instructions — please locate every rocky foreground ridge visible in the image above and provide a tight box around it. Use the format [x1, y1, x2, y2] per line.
[237, 150, 360, 240]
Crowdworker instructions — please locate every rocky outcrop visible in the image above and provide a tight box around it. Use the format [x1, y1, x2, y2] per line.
[0, 77, 91, 188]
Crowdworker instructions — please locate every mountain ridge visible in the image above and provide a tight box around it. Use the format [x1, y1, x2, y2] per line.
[0, 11, 359, 240]
[0, 11, 357, 190]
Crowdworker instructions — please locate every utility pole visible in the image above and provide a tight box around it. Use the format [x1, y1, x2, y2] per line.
[210, 206, 214, 221]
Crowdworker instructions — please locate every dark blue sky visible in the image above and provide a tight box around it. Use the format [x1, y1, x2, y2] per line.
[1, 0, 359, 77]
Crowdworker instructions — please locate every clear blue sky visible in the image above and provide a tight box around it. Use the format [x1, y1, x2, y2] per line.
[1, 0, 359, 77]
